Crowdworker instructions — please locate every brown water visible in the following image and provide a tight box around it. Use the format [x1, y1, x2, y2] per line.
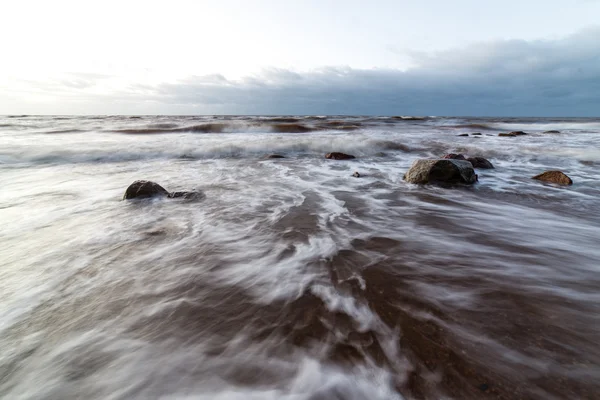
[1, 115, 599, 399]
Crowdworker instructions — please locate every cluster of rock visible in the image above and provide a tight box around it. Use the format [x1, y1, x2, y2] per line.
[123, 180, 204, 201]
[402, 153, 572, 186]
[123, 150, 573, 201]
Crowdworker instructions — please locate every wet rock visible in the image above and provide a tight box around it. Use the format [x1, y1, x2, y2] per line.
[403, 159, 478, 184]
[471, 132, 482, 136]
[467, 157, 494, 169]
[264, 154, 285, 159]
[442, 154, 467, 160]
[353, 171, 361, 178]
[168, 191, 205, 200]
[457, 133, 469, 137]
[544, 130, 561, 134]
[499, 131, 527, 137]
[325, 152, 355, 160]
[532, 170, 573, 185]
[123, 180, 169, 200]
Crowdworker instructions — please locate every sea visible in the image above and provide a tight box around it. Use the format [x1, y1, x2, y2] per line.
[1, 115, 599, 399]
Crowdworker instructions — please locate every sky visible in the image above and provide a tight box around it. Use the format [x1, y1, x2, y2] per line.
[1, 0, 599, 116]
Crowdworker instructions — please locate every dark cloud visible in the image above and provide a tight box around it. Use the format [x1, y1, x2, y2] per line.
[6, 28, 600, 116]
[127, 27, 599, 116]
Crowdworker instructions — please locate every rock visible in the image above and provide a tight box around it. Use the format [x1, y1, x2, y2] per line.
[544, 130, 560, 134]
[471, 132, 482, 136]
[532, 171, 573, 185]
[457, 133, 469, 137]
[325, 152, 355, 160]
[499, 131, 527, 137]
[442, 154, 467, 160]
[168, 191, 205, 200]
[403, 159, 478, 185]
[265, 154, 285, 159]
[353, 171, 361, 178]
[467, 157, 494, 169]
[123, 180, 169, 200]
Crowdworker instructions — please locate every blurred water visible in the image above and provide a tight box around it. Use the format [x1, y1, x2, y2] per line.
[1, 115, 599, 399]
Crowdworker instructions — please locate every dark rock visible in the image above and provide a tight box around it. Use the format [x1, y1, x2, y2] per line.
[544, 130, 560, 134]
[457, 133, 469, 137]
[265, 154, 285, 159]
[352, 171, 361, 178]
[532, 171, 573, 185]
[499, 131, 527, 137]
[471, 132, 482, 136]
[403, 159, 478, 184]
[168, 191, 205, 200]
[442, 154, 467, 160]
[467, 157, 494, 169]
[325, 152, 355, 160]
[123, 180, 169, 200]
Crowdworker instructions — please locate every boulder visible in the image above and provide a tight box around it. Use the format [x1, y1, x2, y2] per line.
[467, 157, 494, 169]
[532, 171, 573, 186]
[403, 159, 478, 184]
[123, 180, 169, 200]
[325, 152, 355, 160]
[442, 154, 467, 160]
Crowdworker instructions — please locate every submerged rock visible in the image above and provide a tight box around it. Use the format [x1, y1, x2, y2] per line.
[442, 154, 467, 160]
[403, 159, 477, 184]
[168, 191, 205, 200]
[532, 171, 573, 185]
[123, 180, 169, 200]
[471, 132, 482, 136]
[544, 130, 561, 134]
[467, 157, 494, 169]
[457, 133, 469, 137]
[264, 154, 285, 159]
[499, 131, 527, 137]
[325, 152, 355, 160]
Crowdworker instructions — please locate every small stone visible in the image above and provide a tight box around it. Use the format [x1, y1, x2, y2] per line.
[168, 191, 204, 200]
[499, 131, 527, 137]
[325, 152, 355, 160]
[532, 170, 573, 185]
[467, 157, 494, 169]
[442, 154, 467, 160]
[353, 171, 361, 178]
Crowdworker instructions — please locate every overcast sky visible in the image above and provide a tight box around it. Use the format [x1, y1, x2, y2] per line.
[1, 0, 599, 116]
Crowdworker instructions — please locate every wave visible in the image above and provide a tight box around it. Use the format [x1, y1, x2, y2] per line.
[445, 123, 495, 130]
[0, 136, 419, 165]
[112, 121, 363, 135]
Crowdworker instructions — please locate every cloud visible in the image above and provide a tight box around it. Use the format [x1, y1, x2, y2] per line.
[3, 27, 600, 116]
